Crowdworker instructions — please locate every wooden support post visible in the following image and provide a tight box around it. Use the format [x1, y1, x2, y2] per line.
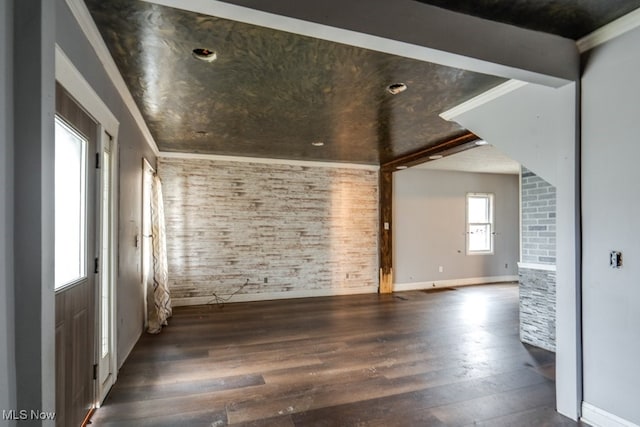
[377, 132, 479, 294]
[379, 168, 393, 293]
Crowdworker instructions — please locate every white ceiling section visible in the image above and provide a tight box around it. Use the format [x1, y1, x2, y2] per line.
[415, 145, 520, 175]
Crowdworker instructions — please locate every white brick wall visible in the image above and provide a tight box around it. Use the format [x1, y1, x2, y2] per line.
[521, 167, 556, 264]
[158, 157, 379, 305]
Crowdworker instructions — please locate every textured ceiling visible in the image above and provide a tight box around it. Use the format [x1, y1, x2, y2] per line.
[415, 0, 640, 39]
[86, 0, 640, 166]
[86, 0, 504, 164]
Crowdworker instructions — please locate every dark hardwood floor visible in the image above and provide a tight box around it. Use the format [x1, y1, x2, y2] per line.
[90, 284, 584, 426]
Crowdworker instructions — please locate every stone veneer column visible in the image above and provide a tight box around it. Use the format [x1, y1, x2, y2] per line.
[519, 167, 557, 352]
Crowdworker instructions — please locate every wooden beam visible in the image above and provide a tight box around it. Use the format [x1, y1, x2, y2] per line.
[382, 132, 479, 171]
[379, 168, 393, 294]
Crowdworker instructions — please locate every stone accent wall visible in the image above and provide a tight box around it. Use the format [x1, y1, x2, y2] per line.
[158, 157, 379, 306]
[519, 167, 557, 352]
[521, 167, 556, 264]
[519, 267, 556, 352]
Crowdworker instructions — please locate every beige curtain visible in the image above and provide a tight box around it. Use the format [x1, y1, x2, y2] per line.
[147, 174, 172, 334]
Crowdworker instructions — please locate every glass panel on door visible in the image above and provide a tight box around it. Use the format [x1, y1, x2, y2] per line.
[54, 116, 88, 289]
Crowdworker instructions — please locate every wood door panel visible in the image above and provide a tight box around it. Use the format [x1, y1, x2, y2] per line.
[71, 307, 90, 422]
[55, 322, 66, 427]
[55, 82, 97, 427]
[57, 280, 95, 427]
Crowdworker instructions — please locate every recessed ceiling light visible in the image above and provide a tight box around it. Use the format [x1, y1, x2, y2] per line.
[475, 140, 488, 145]
[396, 166, 408, 170]
[192, 48, 217, 62]
[387, 83, 407, 95]
[429, 154, 443, 160]
[312, 141, 324, 147]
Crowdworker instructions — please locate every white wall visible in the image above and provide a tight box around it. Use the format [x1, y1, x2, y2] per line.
[393, 169, 519, 288]
[56, 0, 158, 367]
[0, 0, 17, 421]
[13, 0, 57, 420]
[448, 82, 580, 419]
[581, 25, 640, 426]
[448, 84, 575, 187]
[0, 0, 56, 420]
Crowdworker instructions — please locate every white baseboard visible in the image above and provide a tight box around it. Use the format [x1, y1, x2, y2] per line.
[173, 277, 519, 306]
[172, 285, 379, 306]
[582, 402, 640, 427]
[393, 275, 518, 292]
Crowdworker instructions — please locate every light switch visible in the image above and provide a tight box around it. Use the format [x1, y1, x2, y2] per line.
[384, 222, 390, 230]
[609, 251, 622, 269]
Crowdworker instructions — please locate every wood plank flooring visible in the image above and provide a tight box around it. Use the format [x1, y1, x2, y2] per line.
[90, 284, 584, 426]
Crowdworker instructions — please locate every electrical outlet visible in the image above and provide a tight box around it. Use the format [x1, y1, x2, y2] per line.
[438, 266, 444, 273]
[610, 251, 622, 269]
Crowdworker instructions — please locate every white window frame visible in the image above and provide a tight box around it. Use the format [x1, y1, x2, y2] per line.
[466, 192, 495, 255]
[54, 115, 89, 291]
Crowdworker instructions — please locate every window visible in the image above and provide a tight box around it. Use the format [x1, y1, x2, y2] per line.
[466, 193, 494, 254]
[54, 116, 88, 289]
[100, 148, 111, 358]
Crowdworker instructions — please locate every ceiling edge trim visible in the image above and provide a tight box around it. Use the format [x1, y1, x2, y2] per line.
[439, 80, 527, 122]
[159, 152, 380, 171]
[64, 0, 160, 157]
[577, 7, 640, 53]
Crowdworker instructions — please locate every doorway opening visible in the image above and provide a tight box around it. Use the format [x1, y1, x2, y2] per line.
[55, 46, 120, 411]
